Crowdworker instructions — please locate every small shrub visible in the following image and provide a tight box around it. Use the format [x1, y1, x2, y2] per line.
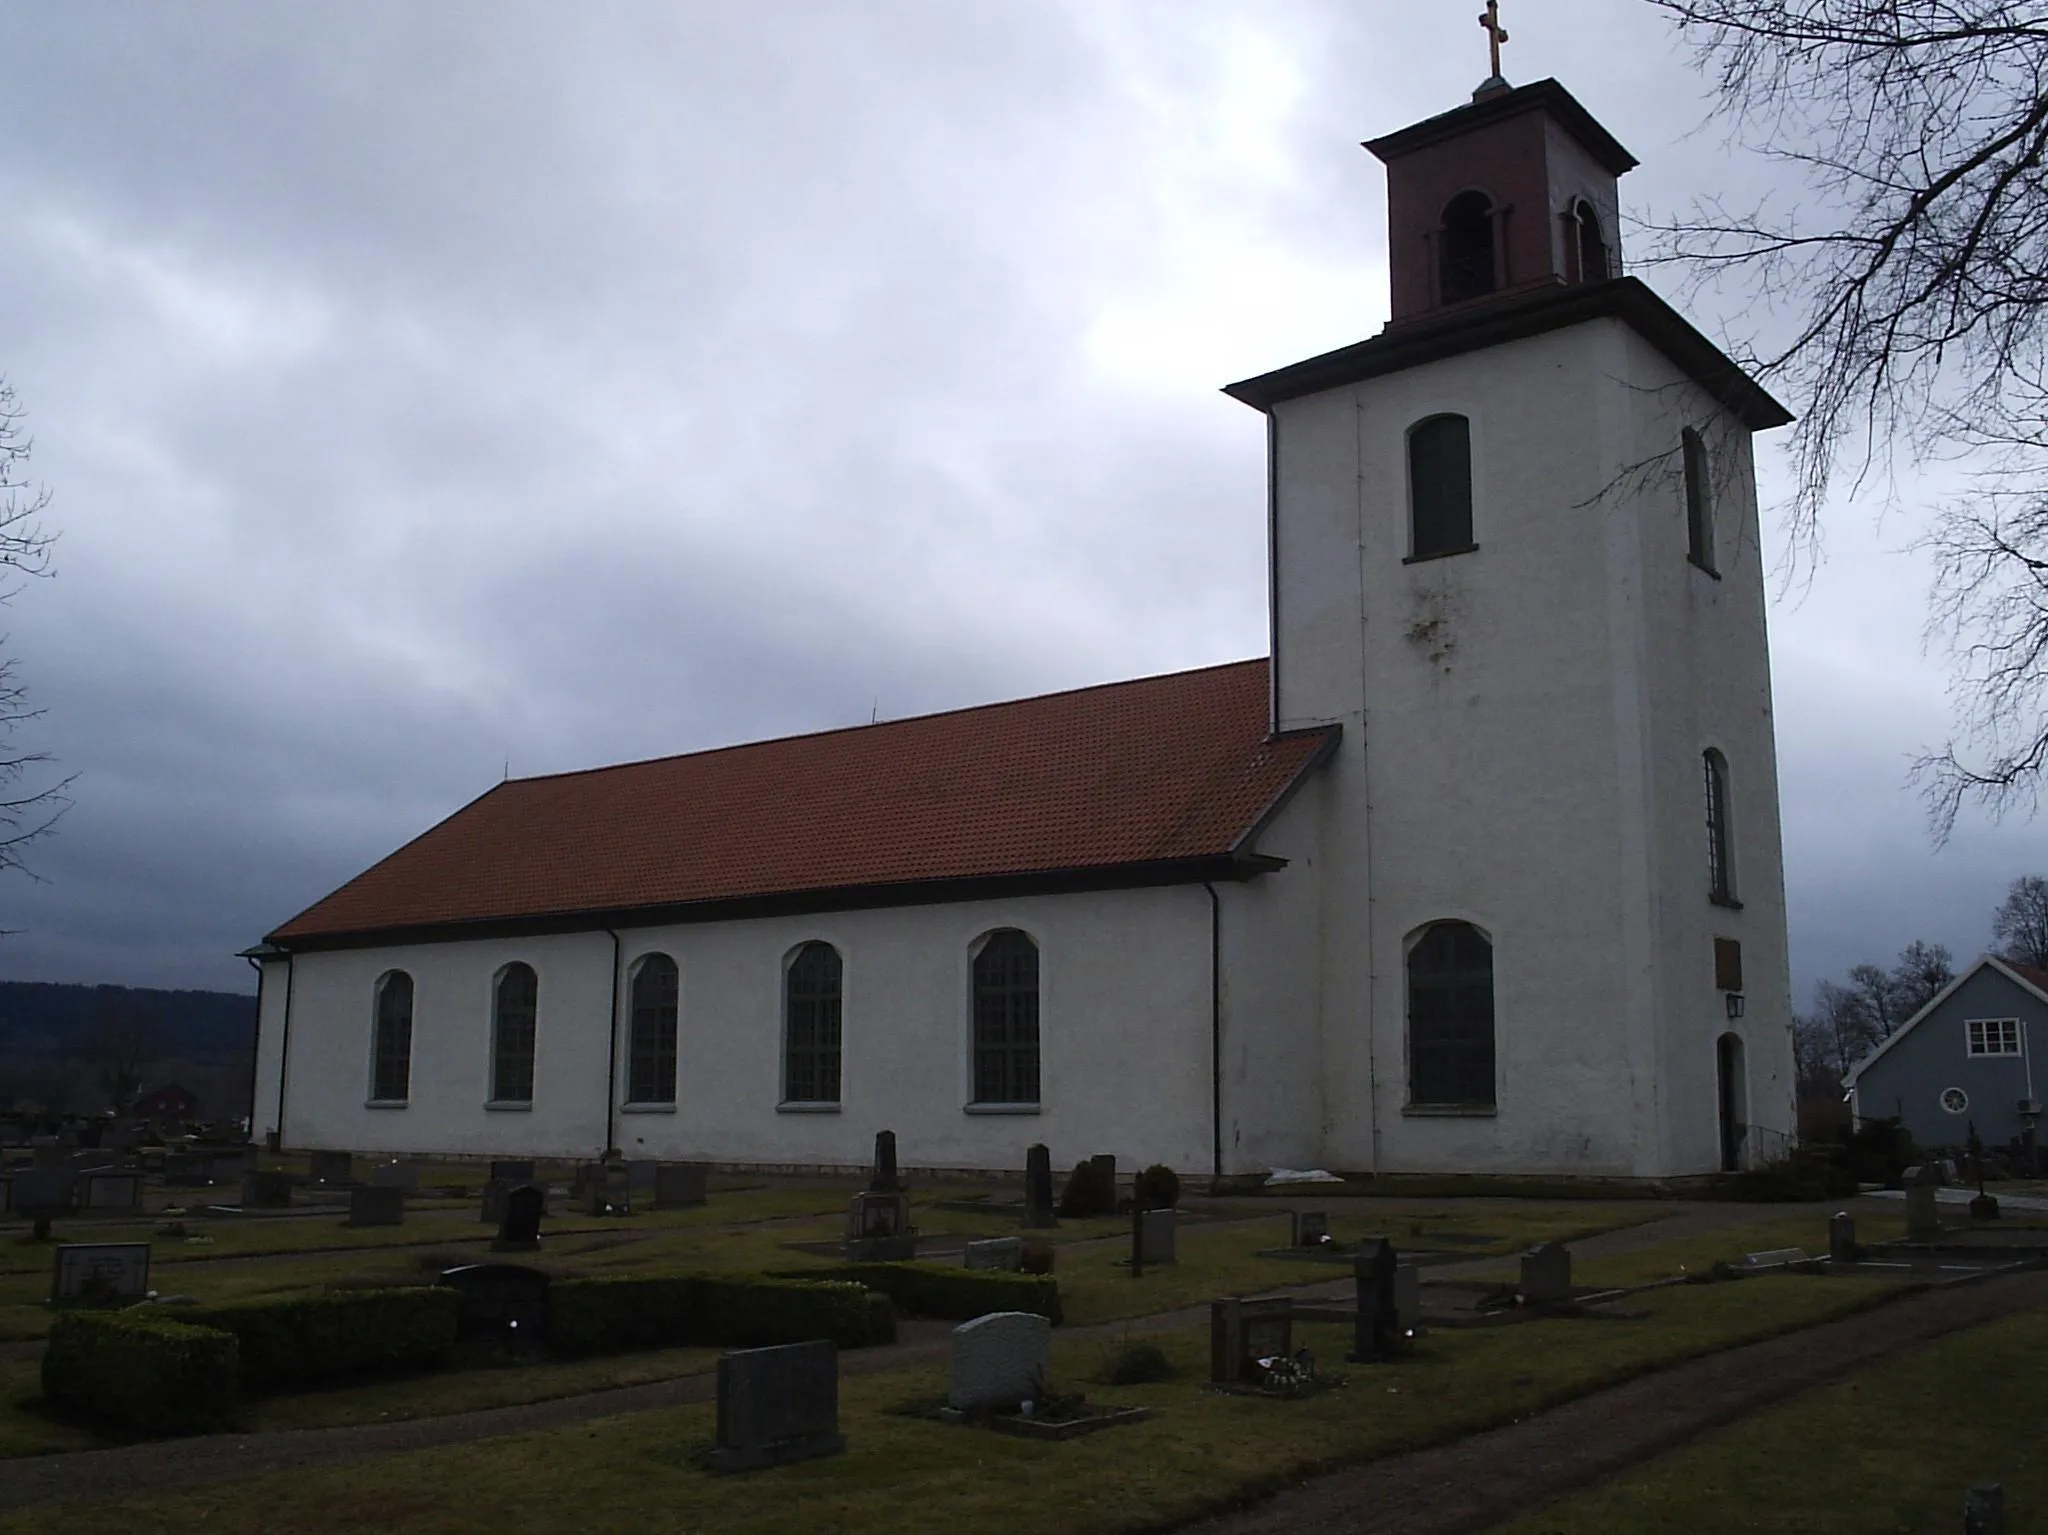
[1839, 1116, 1916, 1188]
[1019, 1240, 1056, 1274]
[1101, 1340, 1174, 1385]
[1058, 1156, 1117, 1218]
[181, 1287, 460, 1388]
[549, 1274, 879, 1356]
[1134, 1164, 1181, 1210]
[1719, 1146, 1857, 1202]
[43, 1310, 239, 1434]
[782, 1261, 1062, 1325]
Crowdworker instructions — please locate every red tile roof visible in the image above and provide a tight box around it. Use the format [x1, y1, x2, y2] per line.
[268, 658, 1336, 944]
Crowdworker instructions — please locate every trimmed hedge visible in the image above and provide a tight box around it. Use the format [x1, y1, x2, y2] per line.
[549, 1274, 881, 1356]
[43, 1309, 239, 1434]
[179, 1287, 460, 1388]
[782, 1261, 1063, 1325]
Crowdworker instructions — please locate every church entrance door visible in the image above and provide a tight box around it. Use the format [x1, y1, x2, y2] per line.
[1716, 1033, 1746, 1172]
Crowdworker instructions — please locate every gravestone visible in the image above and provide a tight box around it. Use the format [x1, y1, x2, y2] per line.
[708, 1340, 845, 1472]
[50, 1242, 151, 1306]
[15, 1167, 76, 1220]
[370, 1159, 418, 1192]
[481, 1179, 545, 1224]
[1745, 1247, 1810, 1267]
[1022, 1142, 1057, 1229]
[1393, 1262, 1421, 1333]
[438, 1262, 550, 1342]
[348, 1183, 405, 1227]
[1519, 1242, 1572, 1304]
[488, 1159, 535, 1185]
[625, 1159, 658, 1197]
[1965, 1482, 2006, 1535]
[1829, 1211, 1858, 1264]
[1290, 1210, 1330, 1247]
[1349, 1238, 1402, 1362]
[162, 1152, 209, 1187]
[1937, 1157, 1960, 1185]
[870, 1130, 901, 1192]
[241, 1169, 293, 1209]
[81, 1171, 142, 1212]
[584, 1165, 631, 1216]
[1137, 1208, 1176, 1266]
[844, 1190, 916, 1260]
[1905, 1163, 1943, 1240]
[964, 1237, 1025, 1272]
[307, 1150, 354, 1185]
[1210, 1296, 1294, 1385]
[654, 1161, 708, 1208]
[947, 1311, 1051, 1412]
[68, 1149, 117, 1172]
[494, 1184, 545, 1252]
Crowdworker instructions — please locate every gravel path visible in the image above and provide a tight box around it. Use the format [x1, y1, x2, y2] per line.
[0, 1199, 1838, 1514]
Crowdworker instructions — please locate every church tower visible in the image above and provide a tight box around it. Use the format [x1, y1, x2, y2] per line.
[1226, 56, 1797, 1177]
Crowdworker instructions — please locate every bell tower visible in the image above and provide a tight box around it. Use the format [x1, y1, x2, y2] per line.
[1224, 61, 1798, 1180]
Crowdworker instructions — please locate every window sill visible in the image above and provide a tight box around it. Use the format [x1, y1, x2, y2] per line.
[1402, 1103, 1498, 1118]
[1710, 893, 1744, 911]
[1687, 554, 1722, 581]
[484, 1100, 533, 1113]
[965, 1103, 1042, 1116]
[777, 1101, 842, 1114]
[620, 1102, 677, 1114]
[364, 1099, 408, 1111]
[1403, 543, 1479, 566]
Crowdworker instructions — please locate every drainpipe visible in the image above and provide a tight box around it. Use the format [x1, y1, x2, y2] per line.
[1204, 882, 1223, 1182]
[242, 954, 264, 1138]
[275, 953, 297, 1147]
[602, 928, 623, 1158]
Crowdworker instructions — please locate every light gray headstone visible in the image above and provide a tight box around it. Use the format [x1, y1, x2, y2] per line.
[1519, 1241, 1572, 1303]
[963, 1237, 1025, 1271]
[708, 1340, 844, 1473]
[1138, 1208, 1177, 1265]
[1744, 1246, 1810, 1267]
[947, 1310, 1051, 1412]
[50, 1242, 151, 1305]
[1829, 1211, 1857, 1263]
[82, 1171, 142, 1211]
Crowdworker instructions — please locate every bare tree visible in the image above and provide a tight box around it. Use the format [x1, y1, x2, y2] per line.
[0, 378, 66, 891]
[1643, 3, 2048, 827]
[1891, 938, 1958, 1013]
[1993, 872, 2048, 965]
[90, 988, 156, 1115]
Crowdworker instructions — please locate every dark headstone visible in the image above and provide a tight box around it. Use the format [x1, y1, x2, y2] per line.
[1209, 1296, 1293, 1385]
[1291, 1210, 1330, 1248]
[489, 1159, 535, 1185]
[870, 1130, 900, 1192]
[439, 1262, 550, 1341]
[15, 1167, 76, 1219]
[1965, 1483, 2005, 1535]
[50, 1242, 151, 1306]
[241, 1169, 293, 1209]
[370, 1159, 418, 1192]
[844, 1190, 916, 1260]
[1137, 1208, 1176, 1266]
[1022, 1143, 1057, 1229]
[81, 1170, 142, 1212]
[307, 1150, 353, 1185]
[162, 1152, 209, 1188]
[1519, 1242, 1572, 1304]
[1971, 1192, 2001, 1221]
[68, 1149, 118, 1172]
[348, 1183, 405, 1227]
[1348, 1238, 1402, 1362]
[654, 1162, 707, 1208]
[494, 1185, 544, 1252]
[708, 1341, 845, 1473]
[1905, 1163, 1942, 1240]
[1829, 1211, 1858, 1263]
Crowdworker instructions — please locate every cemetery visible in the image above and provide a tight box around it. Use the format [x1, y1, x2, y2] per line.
[0, 1132, 2043, 1533]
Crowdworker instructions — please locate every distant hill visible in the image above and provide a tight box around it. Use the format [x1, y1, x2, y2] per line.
[0, 982, 256, 1061]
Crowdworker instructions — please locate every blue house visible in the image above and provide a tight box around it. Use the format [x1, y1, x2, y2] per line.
[1846, 956, 2048, 1149]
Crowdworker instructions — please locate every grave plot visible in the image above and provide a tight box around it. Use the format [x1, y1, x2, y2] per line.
[893, 1309, 1150, 1441]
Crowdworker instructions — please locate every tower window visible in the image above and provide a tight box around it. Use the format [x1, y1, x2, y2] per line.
[1572, 199, 1608, 283]
[491, 962, 538, 1105]
[1439, 191, 1497, 304]
[370, 971, 413, 1105]
[971, 928, 1040, 1105]
[1407, 921, 1496, 1108]
[1705, 749, 1737, 905]
[1408, 414, 1474, 560]
[627, 953, 679, 1105]
[784, 941, 843, 1104]
[1683, 428, 1716, 572]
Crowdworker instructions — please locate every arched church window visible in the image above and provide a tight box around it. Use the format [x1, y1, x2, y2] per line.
[491, 962, 538, 1104]
[1573, 199, 1608, 283]
[1704, 750, 1736, 904]
[784, 941, 843, 1104]
[971, 928, 1039, 1105]
[1683, 427, 1716, 572]
[627, 953, 679, 1105]
[1439, 191, 1497, 304]
[370, 970, 413, 1104]
[1408, 414, 1474, 559]
[1407, 922, 1495, 1107]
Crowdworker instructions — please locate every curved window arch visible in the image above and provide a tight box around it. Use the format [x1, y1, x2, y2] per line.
[1439, 191, 1497, 304]
[627, 953, 679, 1105]
[1407, 922, 1495, 1107]
[491, 962, 538, 1104]
[784, 941, 843, 1104]
[971, 929, 1040, 1105]
[1704, 749, 1736, 904]
[1683, 427, 1716, 571]
[1572, 199, 1608, 283]
[1408, 414, 1474, 559]
[371, 970, 414, 1104]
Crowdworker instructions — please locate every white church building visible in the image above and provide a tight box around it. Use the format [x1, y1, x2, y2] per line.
[248, 73, 1797, 1182]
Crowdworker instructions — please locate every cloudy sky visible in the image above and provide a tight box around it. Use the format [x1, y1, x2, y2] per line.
[0, 1, 2039, 1004]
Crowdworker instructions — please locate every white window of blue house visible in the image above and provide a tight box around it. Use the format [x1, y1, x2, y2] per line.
[1966, 1018, 2022, 1056]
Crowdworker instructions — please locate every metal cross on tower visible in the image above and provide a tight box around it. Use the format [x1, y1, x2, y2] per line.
[1477, 0, 1509, 82]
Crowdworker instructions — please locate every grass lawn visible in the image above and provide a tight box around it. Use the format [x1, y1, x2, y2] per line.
[1454, 1208, 1911, 1290]
[1493, 1304, 2048, 1533]
[0, 1274, 1904, 1533]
